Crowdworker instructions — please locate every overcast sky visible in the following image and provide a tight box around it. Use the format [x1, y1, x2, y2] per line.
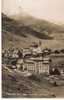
[2, 0, 64, 24]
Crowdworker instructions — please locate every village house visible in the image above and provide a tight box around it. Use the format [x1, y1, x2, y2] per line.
[22, 54, 50, 74]
[15, 51, 50, 74]
[42, 56, 51, 74]
[23, 59, 36, 73]
[23, 48, 32, 57]
[33, 58, 49, 74]
[42, 48, 51, 55]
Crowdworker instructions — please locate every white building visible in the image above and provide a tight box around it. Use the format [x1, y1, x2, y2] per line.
[23, 55, 50, 74]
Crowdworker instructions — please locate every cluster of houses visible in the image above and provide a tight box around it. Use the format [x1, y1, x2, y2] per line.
[2, 42, 64, 75]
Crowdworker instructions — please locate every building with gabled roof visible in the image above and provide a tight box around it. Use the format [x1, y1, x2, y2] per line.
[23, 55, 50, 74]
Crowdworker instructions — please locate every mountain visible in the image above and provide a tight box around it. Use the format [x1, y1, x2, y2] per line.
[11, 14, 64, 34]
[2, 13, 64, 49]
[2, 13, 52, 49]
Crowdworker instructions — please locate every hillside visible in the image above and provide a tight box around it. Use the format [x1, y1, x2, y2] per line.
[11, 14, 64, 35]
[2, 13, 64, 49]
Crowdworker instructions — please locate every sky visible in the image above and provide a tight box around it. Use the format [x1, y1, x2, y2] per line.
[2, 0, 64, 24]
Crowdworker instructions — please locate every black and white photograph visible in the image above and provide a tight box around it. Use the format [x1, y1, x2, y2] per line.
[2, 0, 64, 98]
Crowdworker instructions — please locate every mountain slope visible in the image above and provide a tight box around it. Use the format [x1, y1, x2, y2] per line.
[11, 14, 64, 34]
[2, 13, 52, 39]
[2, 13, 64, 49]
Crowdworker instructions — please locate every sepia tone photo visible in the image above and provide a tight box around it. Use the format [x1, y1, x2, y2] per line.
[2, 0, 64, 98]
